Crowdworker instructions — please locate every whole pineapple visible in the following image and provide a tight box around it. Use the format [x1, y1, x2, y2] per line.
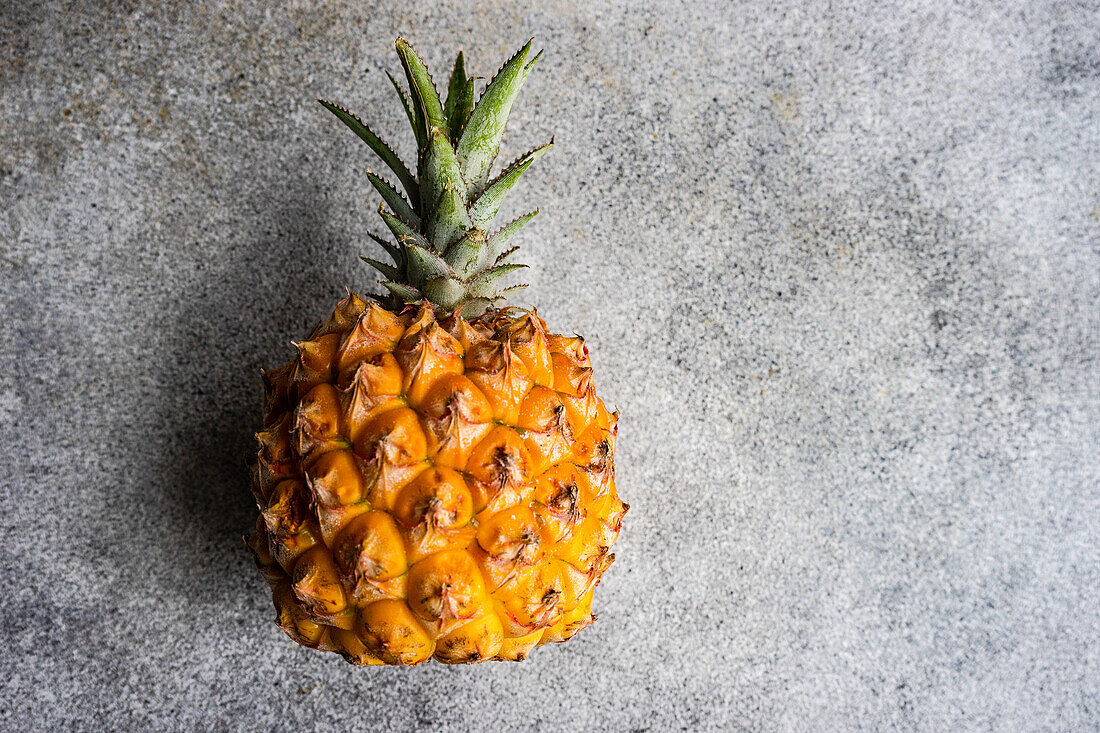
[246, 38, 628, 665]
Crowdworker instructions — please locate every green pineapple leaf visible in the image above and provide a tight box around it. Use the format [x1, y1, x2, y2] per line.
[492, 283, 529, 300]
[386, 70, 425, 151]
[458, 297, 493, 318]
[395, 38, 446, 131]
[522, 49, 542, 84]
[492, 245, 519, 265]
[443, 53, 476, 142]
[443, 53, 467, 128]
[420, 128, 468, 225]
[457, 39, 535, 194]
[422, 276, 467, 311]
[405, 241, 455, 285]
[429, 183, 473, 252]
[318, 99, 419, 207]
[487, 209, 538, 262]
[444, 228, 488, 277]
[367, 231, 403, 265]
[469, 140, 552, 226]
[378, 207, 432, 252]
[380, 281, 422, 302]
[367, 170, 420, 228]
[467, 263, 528, 294]
[449, 78, 475, 142]
[361, 256, 402, 281]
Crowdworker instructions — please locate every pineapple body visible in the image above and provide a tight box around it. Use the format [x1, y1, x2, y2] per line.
[249, 294, 626, 664]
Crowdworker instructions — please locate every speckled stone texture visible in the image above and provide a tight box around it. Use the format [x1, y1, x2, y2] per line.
[2, 0, 1098, 729]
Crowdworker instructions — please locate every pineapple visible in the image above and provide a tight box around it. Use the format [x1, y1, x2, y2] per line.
[246, 38, 627, 665]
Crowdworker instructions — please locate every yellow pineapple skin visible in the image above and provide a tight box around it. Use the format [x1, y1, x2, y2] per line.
[247, 292, 627, 664]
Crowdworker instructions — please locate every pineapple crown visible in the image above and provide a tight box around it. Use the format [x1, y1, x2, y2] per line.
[319, 38, 549, 317]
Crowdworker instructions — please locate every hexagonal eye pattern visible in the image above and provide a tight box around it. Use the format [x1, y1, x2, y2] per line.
[247, 296, 627, 664]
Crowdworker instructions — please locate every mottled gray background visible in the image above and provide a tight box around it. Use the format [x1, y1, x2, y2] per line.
[2, 0, 1098, 730]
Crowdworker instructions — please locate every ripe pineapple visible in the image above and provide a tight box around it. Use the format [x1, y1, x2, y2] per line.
[246, 38, 627, 665]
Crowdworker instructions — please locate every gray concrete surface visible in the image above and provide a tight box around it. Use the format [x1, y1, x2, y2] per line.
[2, 1, 1098, 729]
